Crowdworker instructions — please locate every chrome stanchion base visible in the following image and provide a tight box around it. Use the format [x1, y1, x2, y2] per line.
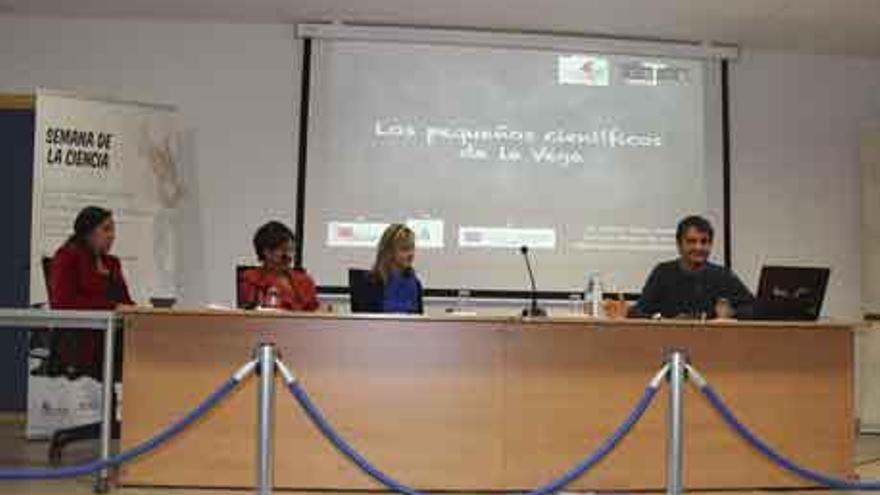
[93, 476, 110, 493]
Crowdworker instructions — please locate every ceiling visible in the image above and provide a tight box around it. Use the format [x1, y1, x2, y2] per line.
[2, 0, 880, 56]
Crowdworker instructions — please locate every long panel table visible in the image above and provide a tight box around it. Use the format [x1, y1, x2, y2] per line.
[117, 309, 855, 491]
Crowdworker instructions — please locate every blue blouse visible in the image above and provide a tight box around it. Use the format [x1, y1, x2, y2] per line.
[382, 271, 421, 314]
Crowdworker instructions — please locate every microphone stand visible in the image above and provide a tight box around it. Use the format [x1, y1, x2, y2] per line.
[520, 246, 547, 317]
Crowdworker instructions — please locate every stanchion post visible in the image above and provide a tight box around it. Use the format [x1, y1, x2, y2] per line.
[666, 350, 686, 495]
[256, 343, 276, 495]
[95, 314, 116, 493]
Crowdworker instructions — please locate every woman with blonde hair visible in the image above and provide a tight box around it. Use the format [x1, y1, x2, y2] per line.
[357, 223, 423, 313]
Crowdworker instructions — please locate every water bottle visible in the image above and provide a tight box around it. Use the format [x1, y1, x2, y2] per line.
[568, 293, 583, 315]
[585, 272, 604, 318]
[264, 286, 280, 309]
[455, 289, 472, 314]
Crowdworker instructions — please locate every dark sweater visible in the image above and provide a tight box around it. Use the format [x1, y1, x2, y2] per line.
[633, 260, 754, 318]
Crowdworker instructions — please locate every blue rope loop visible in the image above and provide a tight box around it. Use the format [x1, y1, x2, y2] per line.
[286, 379, 659, 495]
[699, 381, 879, 490]
[0, 376, 240, 480]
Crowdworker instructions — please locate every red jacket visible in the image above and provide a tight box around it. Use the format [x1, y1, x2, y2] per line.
[49, 242, 134, 310]
[49, 242, 134, 367]
[238, 267, 319, 311]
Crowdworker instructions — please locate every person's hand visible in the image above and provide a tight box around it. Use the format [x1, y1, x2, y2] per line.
[603, 299, 630, 319]
[712, 316, 737, 322]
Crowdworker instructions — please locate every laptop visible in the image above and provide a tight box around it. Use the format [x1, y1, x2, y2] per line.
[752, 266, 830, 321]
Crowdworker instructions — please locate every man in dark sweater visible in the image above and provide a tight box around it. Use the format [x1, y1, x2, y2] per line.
[633, 215, 754, 319]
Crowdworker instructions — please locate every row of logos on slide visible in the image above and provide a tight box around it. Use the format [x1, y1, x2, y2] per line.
[326, 221, 677, 252]
[557, 55, 692, 87]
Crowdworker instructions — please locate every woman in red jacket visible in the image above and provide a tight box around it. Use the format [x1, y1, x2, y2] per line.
[50, 206, 133, 309]
[238, 221, 319, 311]
[50, 206, 134, 369]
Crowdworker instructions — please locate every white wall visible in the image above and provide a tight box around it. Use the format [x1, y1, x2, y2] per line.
[730, 51, 880, 317]
[0, 16, 300, 306]
[3, 15, 879, 316]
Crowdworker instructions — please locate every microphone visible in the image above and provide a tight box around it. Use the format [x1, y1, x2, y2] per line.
[520, 245, 546, 317]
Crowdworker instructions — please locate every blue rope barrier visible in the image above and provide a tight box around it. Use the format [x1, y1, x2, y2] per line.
[285, 377, 660, 495]
[0, 372, 246, 480]
[698, 380, 880, 490]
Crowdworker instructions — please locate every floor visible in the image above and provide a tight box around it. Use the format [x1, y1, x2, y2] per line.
[3, 413, 880, 495]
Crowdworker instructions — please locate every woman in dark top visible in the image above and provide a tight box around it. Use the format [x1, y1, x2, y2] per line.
[49, 206, 134, 367]
[360, 223, 423, 314]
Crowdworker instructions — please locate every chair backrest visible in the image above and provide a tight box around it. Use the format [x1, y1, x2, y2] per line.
[235, 265, 256, 309]
[348, 268, 374, 313]
[41, 256, 53, 302]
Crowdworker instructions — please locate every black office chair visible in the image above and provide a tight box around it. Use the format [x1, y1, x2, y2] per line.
[27, 257, 59, 375]
[40, 256, 122, 465]
[348, 268, 374, 313]
[235, 265, 255, 309]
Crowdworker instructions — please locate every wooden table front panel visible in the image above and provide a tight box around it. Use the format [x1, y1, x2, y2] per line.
[118, 312, 853, 491]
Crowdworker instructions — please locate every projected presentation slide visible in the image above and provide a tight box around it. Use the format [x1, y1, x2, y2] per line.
[302, 39, 723, 292]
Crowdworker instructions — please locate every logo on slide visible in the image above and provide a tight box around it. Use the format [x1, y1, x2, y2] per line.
[336, 225, 355, 240]
[458, 227, 556, 250]
[557, 55, 610, 86]
[327, 220, 444, 248]
[620, 61, 691, 86]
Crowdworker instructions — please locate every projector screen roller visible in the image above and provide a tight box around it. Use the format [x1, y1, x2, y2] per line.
[302, 38, 725, 294]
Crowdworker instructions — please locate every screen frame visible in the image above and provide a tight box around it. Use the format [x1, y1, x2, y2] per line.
[293, 34, 734, 300]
